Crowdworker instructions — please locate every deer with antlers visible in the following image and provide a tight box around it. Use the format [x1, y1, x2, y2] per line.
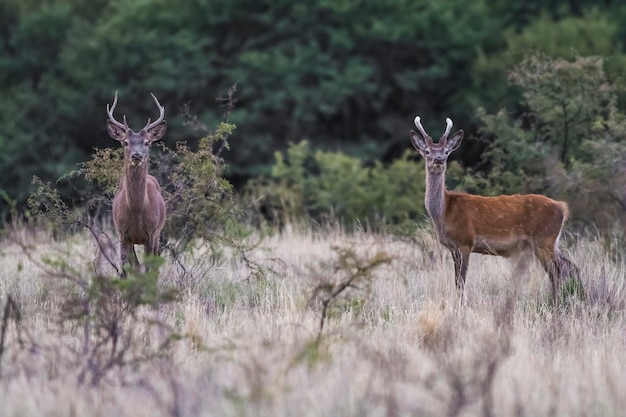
[106, 92, 167, 277]
[410, 116, 579, 298]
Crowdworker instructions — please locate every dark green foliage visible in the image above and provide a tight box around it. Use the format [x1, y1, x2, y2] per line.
[470, 8, 626, 115]
[0, 0, 496, 219]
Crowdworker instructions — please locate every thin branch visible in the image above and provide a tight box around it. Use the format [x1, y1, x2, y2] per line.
[607, 192, 626, 213]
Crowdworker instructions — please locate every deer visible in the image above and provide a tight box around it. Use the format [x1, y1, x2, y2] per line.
[409, 116, 579, 299]
[106, 92, 167, 277]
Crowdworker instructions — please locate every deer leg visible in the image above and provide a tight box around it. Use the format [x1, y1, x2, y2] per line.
[534, 247, 560, 298]
[127, 243, 140, 275]
[143, 234, 161, 273]
[557, 253, 580, 280]
[450, 246, 470, 295]
[556, 253, 582, 294]
[145, 234, 159, 256]
[119, 241, 134, 278]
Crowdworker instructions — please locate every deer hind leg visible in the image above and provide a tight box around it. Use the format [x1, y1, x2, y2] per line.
[556, 252, 582, 294]
[535, 240, 581, 299]
[534, 245, 561, 298]
[557, 253, 579, 280]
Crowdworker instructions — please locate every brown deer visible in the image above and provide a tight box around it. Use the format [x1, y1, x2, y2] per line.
[410, 116, 579, 298]
[106, 92, 167, 277]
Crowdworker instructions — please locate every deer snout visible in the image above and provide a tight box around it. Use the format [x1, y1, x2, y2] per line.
[432, 157, 445, 166]
[131, 152, 143, 161]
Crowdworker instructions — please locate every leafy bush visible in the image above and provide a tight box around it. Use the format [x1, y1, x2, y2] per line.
[85, 122, 239, 243]
[26, 119, 258, 283]
[247, 141, 428, 229]
[471, 54, 626, 231]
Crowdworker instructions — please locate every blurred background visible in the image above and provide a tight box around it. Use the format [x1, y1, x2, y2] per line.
[1, 0, 625, 232]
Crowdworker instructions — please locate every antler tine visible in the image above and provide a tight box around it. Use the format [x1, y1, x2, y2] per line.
[142, 93, 165, 131]
[414, 116, 432, 140]
[442, 117, 453, 139]
[106, 91, 128, 130]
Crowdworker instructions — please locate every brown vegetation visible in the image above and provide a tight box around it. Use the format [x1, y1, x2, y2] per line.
[0, 225, 623, 416]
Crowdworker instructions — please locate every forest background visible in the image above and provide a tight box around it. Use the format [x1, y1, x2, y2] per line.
[1, 0, 625, 234]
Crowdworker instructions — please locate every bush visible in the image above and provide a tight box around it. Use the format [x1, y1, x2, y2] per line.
[25, 119, 264, 285]
[471, 54, 626, 231]
[247, 141, 428, 230]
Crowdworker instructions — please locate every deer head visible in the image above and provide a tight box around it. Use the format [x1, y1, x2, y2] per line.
[410, 117, 463, 174]
[106, 91, 167, 167]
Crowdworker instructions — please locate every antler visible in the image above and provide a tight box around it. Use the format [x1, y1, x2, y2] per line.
[442, 117, 453, 139]
[414, 116, 433, 140]
[142, 93, 165, 132]
[107, 91, 129, 131]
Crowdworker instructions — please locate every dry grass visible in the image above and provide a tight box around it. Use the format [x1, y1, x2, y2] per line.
[0, 224, 624, 417]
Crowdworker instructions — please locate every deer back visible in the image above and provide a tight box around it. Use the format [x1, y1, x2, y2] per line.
[444, 192, 568, 249]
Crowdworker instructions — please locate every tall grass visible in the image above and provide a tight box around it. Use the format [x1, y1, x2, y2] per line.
[0, 224, 624, 417]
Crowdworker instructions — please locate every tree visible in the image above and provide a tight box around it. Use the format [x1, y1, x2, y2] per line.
[470, 8, 626, 116]
[471, 54, 626, 230]
[1, 0, 497, 219]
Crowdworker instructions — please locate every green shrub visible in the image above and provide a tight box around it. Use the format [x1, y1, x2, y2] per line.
[473, 54, 626, 231]
[247, 141, 427, 230]
[30, 122, 241, 248]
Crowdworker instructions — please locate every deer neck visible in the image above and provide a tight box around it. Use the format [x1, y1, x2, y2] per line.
[425, 169, 447, 236]
[123, 162, 149, 210]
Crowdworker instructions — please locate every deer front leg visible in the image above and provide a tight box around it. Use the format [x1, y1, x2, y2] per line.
[120, 241, 140, 277]
[450, 246, 470, 296]
[143, 234, 161, 273]
[128, 244, 140, 272]
[119, 240, 130, 278]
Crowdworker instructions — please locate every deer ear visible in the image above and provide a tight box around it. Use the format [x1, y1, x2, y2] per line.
[410, 130, 428, 153]
[144, 121, 167, 142]
[107, 120, 127, 141]
[445, 129, 463, 153]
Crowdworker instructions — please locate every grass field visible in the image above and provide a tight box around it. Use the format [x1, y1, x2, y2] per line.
[0, 224, 624, 417]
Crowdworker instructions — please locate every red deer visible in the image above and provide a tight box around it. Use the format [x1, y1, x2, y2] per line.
[106, 92, 167, 277]
[410, 116, 579, 298]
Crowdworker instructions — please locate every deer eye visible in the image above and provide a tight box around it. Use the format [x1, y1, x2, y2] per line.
[144, 140, 150, 146]
[122, 140, 129, 147]
[423, 150, 430, 155]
